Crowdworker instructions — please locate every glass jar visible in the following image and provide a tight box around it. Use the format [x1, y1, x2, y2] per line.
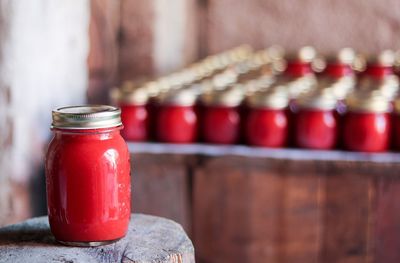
[343, 91, 391, 152]
[118, 87, 149, 142]
[46, 105, 131, 246]
[200, 87, 243, 144]
[245, 86, 289, 147]
[393, 98, 400, 150]
[295, 88, 339, 149]
[156, 89, 198, 143]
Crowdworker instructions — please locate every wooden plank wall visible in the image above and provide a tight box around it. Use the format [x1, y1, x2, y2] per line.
[130, 150, 400, 263]
[89, 0, 400, 104]
[89, 1, 400, 262]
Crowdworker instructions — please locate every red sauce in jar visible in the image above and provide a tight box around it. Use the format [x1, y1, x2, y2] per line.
[343, 112, 391, 152]
[246, 109, 288, 147]
[295, 109, 338, 149]
[46, 105, 131, 245]
[295, 89, 338, 149]
[245, 88, 289, 147]
[343, 92, 391, 152]
[156, 89, 198, 143]
[120, 104, 148, 141]
[200, 88, 243, 144]
[202, 106, 241, 144]
[324, 63, 353, 79]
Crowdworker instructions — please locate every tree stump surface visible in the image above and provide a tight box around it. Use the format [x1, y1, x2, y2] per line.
[0, 214, 195, 263]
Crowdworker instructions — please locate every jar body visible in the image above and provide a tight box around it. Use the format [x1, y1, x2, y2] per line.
[120, 104, 148, 141]
[201, 106, 240, 144]
[156, 105, 197, 143]
[343, 112, 391, 152]
[295, 109, 338, 149]
[393, 114, 400, 150]
[45, 127, 131, 243]
[245, 108, 288, 147]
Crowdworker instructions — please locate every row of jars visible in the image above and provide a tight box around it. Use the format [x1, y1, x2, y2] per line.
[111, 45, 400, 153]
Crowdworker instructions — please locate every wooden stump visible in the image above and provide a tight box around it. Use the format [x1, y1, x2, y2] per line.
[0, 214, 195, 263]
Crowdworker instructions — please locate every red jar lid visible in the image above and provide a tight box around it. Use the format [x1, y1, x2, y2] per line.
[52, 105, 122, 130]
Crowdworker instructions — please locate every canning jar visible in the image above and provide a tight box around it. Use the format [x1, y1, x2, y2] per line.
[200, 87, 244, 144]
[245, 86, 289, 147]
[156, 89, 198, 143]
[117, 87, 149, 141]
[343, 91, 391, 152]
[46, 105, 131, 246]
[295, 88, 339, 149]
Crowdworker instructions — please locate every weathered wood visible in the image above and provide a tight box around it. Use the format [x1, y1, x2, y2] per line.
[0, 214, 194, 263]
[127, 143, 400, 262]
[88, 0, 120, 103]
[373, 177, 400, 263]
[204, 0, 400, 55]
[130, 153, 193, 235]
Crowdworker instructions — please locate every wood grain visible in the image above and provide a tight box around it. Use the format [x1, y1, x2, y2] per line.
[130, 153, 193, 235]
[88, 0, 121, 103]
[0, 214, 194, 263]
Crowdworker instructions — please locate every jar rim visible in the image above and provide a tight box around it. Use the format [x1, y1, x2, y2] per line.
[51, 105, 122, 130]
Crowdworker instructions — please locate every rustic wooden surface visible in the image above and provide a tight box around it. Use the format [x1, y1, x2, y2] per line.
[0, 214, 194, 263]
[128, 143, 400, 263]
[130, 153, 194, 235]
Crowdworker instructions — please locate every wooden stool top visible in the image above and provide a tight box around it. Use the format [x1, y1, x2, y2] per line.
[0, 214, 194, 263]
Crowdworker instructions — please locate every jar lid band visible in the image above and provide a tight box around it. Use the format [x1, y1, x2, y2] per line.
[51, 105, 122, 129]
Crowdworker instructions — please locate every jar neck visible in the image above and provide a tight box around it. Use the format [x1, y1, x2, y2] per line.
[364, 65, 393, 78]
[324, 63, 353, 78]
[53, 126, 123, 139]
[285, 61, 313, 78]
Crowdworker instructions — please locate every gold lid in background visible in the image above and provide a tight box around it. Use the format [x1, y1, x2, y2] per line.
[200, 86, 244, 107]
[346, 90, 390, 113]
[52, 105, 122, 130]
[157, 88, 197, 106]
[296, 87, 337, 110]
[367, 49, 395, 66]
[285, 46, 317, 63]
[247, 85, 289, 109]
[326, 48, 356, 64]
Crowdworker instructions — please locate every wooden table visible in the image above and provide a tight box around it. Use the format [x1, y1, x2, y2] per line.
[0, 214, 195, 263]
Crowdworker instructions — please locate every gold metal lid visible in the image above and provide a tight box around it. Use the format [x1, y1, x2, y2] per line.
[200, 86, 244, 107]
[117, 87, 149, 105]
[297, 87, 337, 110]
[358, 75, 399, 100]
[393, 96, 400, 113]
[158, 88, 197, 106]
[286, 46, 316, 63]
[247, 85, 289, 109]
[326, 48, 356, 64]
[346, 90, 390, 113]
[318, 76, 355, 100]
[52, 105, 122, 130]
[367, 50, 395, 66]
[284, 74, 318, 99]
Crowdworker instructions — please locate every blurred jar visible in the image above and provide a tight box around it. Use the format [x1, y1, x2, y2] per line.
[343, 91, 391, 152]
[116, 87, 150, 142]
[200, 87, 244, 144]
[392, 97, 400, 150]
[364, 50, 395, 78]
[156, 89, 198, 143]
[46, 105, 130, 245]
[245, 86, 289, 147]
[295, 88, 339, 149]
